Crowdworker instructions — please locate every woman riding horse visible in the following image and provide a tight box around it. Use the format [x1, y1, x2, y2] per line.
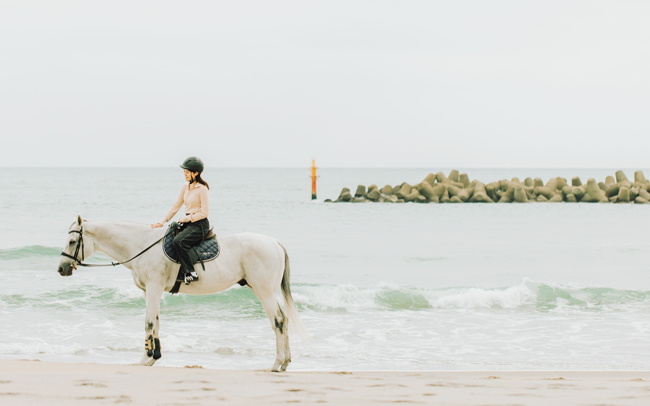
[151, 156, 210, 285]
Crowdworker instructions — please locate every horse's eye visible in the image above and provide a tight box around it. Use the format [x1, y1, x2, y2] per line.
[69, 241, 75, 245]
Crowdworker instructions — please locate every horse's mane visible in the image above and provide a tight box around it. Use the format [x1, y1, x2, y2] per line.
[83, 221, 167, 237]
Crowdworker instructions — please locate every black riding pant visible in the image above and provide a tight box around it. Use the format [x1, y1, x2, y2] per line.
[172, 218, 209, 274]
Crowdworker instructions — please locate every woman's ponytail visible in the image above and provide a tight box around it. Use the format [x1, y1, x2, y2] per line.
[193, 173, 209, 190]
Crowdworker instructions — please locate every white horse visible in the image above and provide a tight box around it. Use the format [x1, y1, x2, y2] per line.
[57, 216, 306, 372]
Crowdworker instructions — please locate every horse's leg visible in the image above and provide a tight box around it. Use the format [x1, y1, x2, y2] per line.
[257, 293, 289, 372]
[280, 307, 291, 372]
[139, 284, 164, 366]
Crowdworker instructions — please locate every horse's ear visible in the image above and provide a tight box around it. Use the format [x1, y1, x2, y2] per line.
[77, 215, 83, 226]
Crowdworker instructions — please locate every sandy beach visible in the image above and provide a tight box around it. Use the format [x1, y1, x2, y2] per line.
[0, 360, 648, 405]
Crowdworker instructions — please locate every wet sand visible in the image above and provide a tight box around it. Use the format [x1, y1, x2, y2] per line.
[1, 359, 650, 405]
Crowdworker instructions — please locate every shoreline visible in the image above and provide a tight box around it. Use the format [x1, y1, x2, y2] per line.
[2, 360, 650, 405]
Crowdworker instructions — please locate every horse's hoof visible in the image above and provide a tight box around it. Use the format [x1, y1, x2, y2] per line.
[138, 354, 150, 365]
[139, 354, 157, 366]
[271, 362, 282, 372]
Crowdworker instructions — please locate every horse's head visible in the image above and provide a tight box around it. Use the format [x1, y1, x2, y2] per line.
[58, 215, 93, 277]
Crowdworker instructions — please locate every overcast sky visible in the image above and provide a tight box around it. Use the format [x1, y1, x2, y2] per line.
[2, 1, 649, 168]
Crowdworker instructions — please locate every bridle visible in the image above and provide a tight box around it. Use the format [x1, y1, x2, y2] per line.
[60, 226, 89, 265]
[60, 225, 164, 268]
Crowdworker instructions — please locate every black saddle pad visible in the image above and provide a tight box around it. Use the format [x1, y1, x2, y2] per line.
[163, 225, 220, 264]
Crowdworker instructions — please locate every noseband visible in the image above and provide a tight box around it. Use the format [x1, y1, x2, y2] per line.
[60, 226, 165, 268]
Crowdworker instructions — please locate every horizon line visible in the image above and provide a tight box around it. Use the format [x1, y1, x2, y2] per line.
[1, 166, 650, 170]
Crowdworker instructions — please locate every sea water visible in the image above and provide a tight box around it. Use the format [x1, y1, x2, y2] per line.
[1, 168, 650, 371]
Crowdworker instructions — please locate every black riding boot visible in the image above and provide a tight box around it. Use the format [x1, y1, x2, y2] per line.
[172, 219, 208, 284]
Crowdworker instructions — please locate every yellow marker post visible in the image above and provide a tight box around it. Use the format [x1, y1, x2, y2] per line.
[311, 160, 318, 200]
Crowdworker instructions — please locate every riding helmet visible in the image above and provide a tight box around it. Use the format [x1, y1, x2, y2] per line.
[180, 156, 204, 173]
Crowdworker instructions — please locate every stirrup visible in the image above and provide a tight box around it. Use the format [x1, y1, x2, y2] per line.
[184, 271, 199, 285]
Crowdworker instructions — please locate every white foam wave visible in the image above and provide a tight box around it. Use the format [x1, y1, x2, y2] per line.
[427, 283, 537, 309]
[294, 283, 395, 311]
[291, 279, 606, 311]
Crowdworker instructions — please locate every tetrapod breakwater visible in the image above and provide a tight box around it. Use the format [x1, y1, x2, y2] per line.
[325, 170, 650, 204]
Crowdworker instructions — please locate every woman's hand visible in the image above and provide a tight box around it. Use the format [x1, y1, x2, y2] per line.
[151, 222, 163, 228]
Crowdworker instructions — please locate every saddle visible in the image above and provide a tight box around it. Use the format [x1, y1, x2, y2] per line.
[164, 223, 220, 294]
[163, 222, 220, 266]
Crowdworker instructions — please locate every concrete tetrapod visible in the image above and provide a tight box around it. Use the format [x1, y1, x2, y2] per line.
[616, 170, 630, 184]
[513, 185, 529, 203]
[395, 183, 412, 199]
[556, 177, 568, 190]
[336, 188, 351, 202]
[615, 171, 633, 192]
[614, 186, 630, 203]
[580, 179, 608, 203]
[545, 178, 559, 191]
[355, 185, 366, 197]
[534, 185, 556, 200]
[485, 183, 499, 202]
[563, 185, 585, 201]
[459, 173, 470, 188]
[606, 183, 621, 198]
[638, 189, 650, 201]
[431, 184, 446, 202]
[469, 182, 494, 203]
[404, 189, 421, 202]
[435, 172, 464, 188]
[635, 171, 647, 184]
[447, 185, 472, 202]
[616, 187, 630, 203]
[422, 173, 436, 187]
[367, 189, 381, 201]
[497, 184, 515, 203]
[416, 182, 437, 202]
[633, 171, 649, 191]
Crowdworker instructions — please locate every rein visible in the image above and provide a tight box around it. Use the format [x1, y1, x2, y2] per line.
[60, 226, 164, 267]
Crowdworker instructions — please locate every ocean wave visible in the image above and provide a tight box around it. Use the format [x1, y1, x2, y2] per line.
[1, 279, 648, 314]
[0, 245, 62, 260]
[0, 245, 118, 271]
[292, 279, 650, 312]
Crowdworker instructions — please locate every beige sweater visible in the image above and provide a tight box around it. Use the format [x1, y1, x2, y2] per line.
[160, 183, 209, 224]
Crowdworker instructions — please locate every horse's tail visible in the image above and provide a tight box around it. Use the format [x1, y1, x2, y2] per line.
[277, 241, 309, 342]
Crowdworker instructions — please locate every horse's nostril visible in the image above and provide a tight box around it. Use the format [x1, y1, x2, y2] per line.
[58, 267, 64, 274]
